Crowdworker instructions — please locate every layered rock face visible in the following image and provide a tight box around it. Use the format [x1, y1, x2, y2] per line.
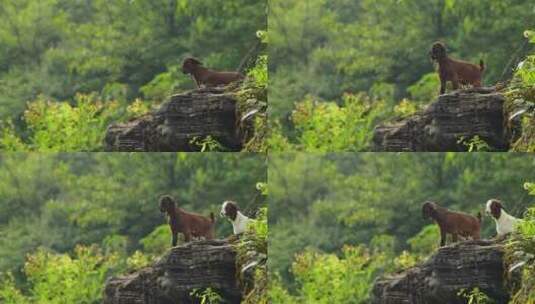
[373, 87, 508, 151]
[105, 87, 241, 152]
[372, 240, 509, 304]
[103, 240, 241, 304]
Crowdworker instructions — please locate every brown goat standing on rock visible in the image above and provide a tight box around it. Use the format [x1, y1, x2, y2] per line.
[159, 195, 215, 246]
[422, 201, 482, 247]
[182, 57, 244, 88]
[430, 42, 485, 94]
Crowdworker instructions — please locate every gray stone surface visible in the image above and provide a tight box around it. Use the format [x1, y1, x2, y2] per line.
[373, 87, 508, 151]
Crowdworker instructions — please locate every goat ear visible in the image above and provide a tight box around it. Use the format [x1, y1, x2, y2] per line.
[422, 203, 430, 218]
[490, 200, 502, 218]
[190, 58, 202, 65]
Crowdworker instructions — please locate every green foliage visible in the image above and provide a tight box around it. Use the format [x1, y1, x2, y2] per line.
[139, 225, 172, 257]
[458, 287, 495, 304]
[238, 208, 268, 257]
[0, 245, 120, 304]
[276, 93, 386, 151]
[506, 30, 535, 152]
[247, 55, 268, 89]
[237, 55, 268, 152]
[0, 94, 122, 151]
[190, 288, 223, 304]
[407, 225, 440, 257]
[407, 73, 441, 103]
[140, 66, 189, 103]
[237, 207, 268, 304]
[458, 135, 493, 152]
[393, 99, 419, 118]
[267, 121, 295, 151]
[281, 246, 390, 304]
[190, 136, 227, 152]
[0, 273, 29, 304]
[506, 182, 535, 304]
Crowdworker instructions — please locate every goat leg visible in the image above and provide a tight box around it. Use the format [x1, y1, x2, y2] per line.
[190, 75, 201, 89]
[440, 230, 446, 247]
[440, 79, 446, 95]
[451, 75, 460, 91]
[172, 233, 178, 247]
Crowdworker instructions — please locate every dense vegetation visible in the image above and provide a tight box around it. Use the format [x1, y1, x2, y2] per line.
[0, 153, 267, 303]
[506, 182, 535, 304]
[269, 0, 535, 151]
[0, 0, 267, 151]
[268, 153, 535, 303]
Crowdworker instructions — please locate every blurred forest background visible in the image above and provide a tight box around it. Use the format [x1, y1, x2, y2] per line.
[0, 0, 266, 151]
[0, 153, 266, 303]
[269, 0, 535, 151]
[268, 153, 535, 303]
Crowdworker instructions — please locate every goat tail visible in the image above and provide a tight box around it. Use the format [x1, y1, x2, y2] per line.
[210, 212, 215, 223]
[477, 211, 482, 223]
[479, 59, 485, 72]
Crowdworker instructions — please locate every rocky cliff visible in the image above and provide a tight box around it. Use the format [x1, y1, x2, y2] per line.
[373, 87, 509, 151]
[105, 87, 260, 152]
[372, 240, 510, 304]
[103, 239, 265, 304]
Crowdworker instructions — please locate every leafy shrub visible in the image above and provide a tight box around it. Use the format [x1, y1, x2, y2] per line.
[269, 274, 296, 304]
[458, 287, 495, 304]
[506, 30, 535, 151]
[0, 245, 120, 304]
[247, 55, 268, 89]
[458, 135, 493, 152]
[407, 225, 439, 257]
[267, 120, 294, 151]
[281, 245, 390, 304]
[139, 225, 172, 257]
[407, 73, 440, 103]
[288, 93, 386, 151]
[140, 65, 193, 103]
[190, 288, 223, 304]
[505, 182, 535, 304]
[393, 99, 419, 118]
[126, 251, 152, 270]
[190, 136, 227, 152]
[236, 55, 268, 152]
[0, 273, 29, 304]
[0, 94, 122, 151]
[237, 207, 268, 304]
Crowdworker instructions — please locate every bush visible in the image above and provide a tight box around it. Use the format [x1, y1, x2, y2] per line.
[280, 245, 390, 304]
[0, 245, 121, 304]
[237, 207, 268, 304]
[407, 73, 440, 103]
[505, 182, 535, 304]
[288, 93, 386, 151]
[506, 30, 535, 151]
[0, 94, 122, 151]
[237, 55, 268, 152]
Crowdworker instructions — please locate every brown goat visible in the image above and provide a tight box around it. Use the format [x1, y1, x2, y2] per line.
[430, 42, 485, 94]
[159, 195, 215, 246]
[181, 57, 244, 88]
[422, 201, 482, 247]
